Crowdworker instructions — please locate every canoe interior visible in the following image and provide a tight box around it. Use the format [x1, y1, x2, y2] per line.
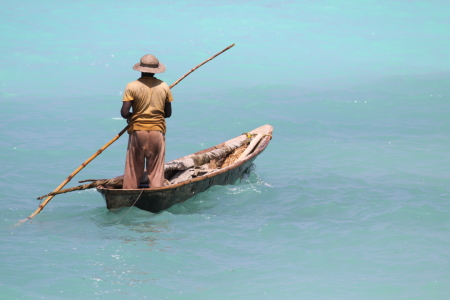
[97, 124, 273, 213]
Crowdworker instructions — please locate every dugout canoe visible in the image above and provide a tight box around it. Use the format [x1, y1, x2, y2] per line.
[96, 124, 273, 213]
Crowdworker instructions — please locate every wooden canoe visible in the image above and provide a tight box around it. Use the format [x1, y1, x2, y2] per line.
[96, 124, 273, 213]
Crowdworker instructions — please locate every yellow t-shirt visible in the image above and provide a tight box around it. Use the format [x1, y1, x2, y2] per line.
[122, 77, 173, 134]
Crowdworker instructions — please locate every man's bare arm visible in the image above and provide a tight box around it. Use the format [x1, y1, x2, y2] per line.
[164, 102, 172, 118]
[121, 101, 133, 119]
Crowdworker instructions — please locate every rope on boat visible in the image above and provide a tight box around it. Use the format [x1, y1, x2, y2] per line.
[243, 133, 272, 140]
[114, 189, 144, 223]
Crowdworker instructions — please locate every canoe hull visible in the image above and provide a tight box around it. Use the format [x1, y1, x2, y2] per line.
[97, 157, 256, 213]
[96, 124, 273, 213]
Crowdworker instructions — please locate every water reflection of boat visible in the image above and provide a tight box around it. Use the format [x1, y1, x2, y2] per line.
[97, 124, 273, 213]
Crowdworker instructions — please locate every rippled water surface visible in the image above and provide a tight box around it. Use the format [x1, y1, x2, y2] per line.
[1, 1, 450, 299]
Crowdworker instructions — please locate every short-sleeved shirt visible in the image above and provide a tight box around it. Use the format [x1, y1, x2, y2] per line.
[122, 77, 173, 134]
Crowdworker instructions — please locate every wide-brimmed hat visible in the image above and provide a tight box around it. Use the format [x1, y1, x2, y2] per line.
[133, 54, 166, 73]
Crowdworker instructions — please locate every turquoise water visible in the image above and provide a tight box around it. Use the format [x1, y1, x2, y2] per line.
[1, 0, 450, 299]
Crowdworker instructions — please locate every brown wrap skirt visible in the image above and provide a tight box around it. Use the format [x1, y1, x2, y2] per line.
[123, 130, 165, 189]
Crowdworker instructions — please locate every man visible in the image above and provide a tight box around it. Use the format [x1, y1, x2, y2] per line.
[120, 54, 173, 189]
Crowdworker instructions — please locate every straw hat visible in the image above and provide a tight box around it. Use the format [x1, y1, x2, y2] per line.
[133, 54, 166, 73]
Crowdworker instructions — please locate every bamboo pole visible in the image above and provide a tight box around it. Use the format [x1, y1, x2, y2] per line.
[169, 43, 235, 89]
[18, 43, 236, 225]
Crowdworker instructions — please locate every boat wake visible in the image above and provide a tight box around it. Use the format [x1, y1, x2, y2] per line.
[225, 164, 272, 195]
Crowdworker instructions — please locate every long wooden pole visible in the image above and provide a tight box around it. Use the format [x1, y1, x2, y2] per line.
[19, 43, 235, 225]
[169, 43, 235, 89]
